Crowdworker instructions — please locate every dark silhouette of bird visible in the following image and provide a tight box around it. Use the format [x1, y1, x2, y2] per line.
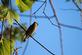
[23, 22, 38, 41]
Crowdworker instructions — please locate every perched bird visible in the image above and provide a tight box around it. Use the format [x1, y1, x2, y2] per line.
[23, 22, 38, 41]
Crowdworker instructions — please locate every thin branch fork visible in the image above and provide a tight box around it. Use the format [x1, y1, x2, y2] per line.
[49, 0, 64, 55]
[72, 0, 82, 11]
[14, 19, 55, 55]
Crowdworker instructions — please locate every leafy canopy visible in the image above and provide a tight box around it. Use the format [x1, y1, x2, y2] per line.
[16, 0, 35, 12]
[0, 0, 35, 25]
[0, 0, 36, 55]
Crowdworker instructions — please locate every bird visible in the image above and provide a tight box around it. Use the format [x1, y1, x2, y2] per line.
[23, 22, 38, 41]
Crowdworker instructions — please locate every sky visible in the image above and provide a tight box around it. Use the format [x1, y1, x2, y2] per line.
[15, 0, 82, 55]
[0, 0, 82, 55]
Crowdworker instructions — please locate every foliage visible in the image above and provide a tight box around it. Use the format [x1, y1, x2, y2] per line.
[66, 0, 82, 4]
[76, 0, 82, 4]
[0, 24, 27, 55]
[0, 0, 37, 55]
[0, 5, 19, 25]
[0, 36, 14, 55]
[5, 9, 19, 25]
[0, 0, 35, 25]
[16, 0, 35, 12]
[0, 5, 8, 19]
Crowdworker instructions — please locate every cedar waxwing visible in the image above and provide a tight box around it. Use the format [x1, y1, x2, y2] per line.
[23, 22, 38, 41]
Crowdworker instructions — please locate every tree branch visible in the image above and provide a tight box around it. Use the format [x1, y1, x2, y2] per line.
[14, 19, 55, 55]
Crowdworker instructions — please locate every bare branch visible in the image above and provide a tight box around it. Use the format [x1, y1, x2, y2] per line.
[19, 14, 55, 19]
[72, 0, 82, 11]
[31, 37, 55, 55]
[49, 0, 64, 55]
[33, 0, 46, 14]
[15, 19, 55, 55]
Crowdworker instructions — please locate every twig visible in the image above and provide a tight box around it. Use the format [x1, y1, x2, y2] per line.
[1, 19, 4, 37]
[33, 0, 46, 14]
[43, 12, 58, 27]
[31, 36, 55, 55]
[42, 0, 58, 28]
[9, 0, 13, 55]
[13, 47, 22, 55]
[72, 0, 82, 11]
[43, 0, 47, 12]
[35, 0, 45, 2]
[14, 19, 26, 31]
[21, 40, 29, 55]
[49, 0, 60, 24]
[60, 23, 82, 30]
[14, 48, 18, 55]
[49, 0, 64, 55]
[15, 19, 55, 55]
[10, 25, 13, 55]
[19, 14, 55, 19]
[22, 8, 33, 55]
[61, 8, 79, 11]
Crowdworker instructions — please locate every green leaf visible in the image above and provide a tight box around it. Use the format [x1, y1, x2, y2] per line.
[13, 24, 27, 42]
[0, 5, 8, 20]
[0, 37, 15, 55]
[76, 0, 82, 4]
[22, 0, 35, 7]
[3, 24, 27, 42]
[0, 5, 20, 25]
[6, 10, 20, 25]
[12, 11, 20, 21]
[16, 0, 35, 12]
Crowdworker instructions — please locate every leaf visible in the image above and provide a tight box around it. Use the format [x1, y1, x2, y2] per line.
[13, 11, 20, 21]
[0, 37, 15, 55]
[22, 0, 35, 7]
[16, 0, 35, 12]
[3, 24, 27, 42]
[0, 5, 8, 20]
[0, 5, 20, 25]
[76, 0, 82, 4]
[13, 24, 27, 42]
[6, 9, 20, 25]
